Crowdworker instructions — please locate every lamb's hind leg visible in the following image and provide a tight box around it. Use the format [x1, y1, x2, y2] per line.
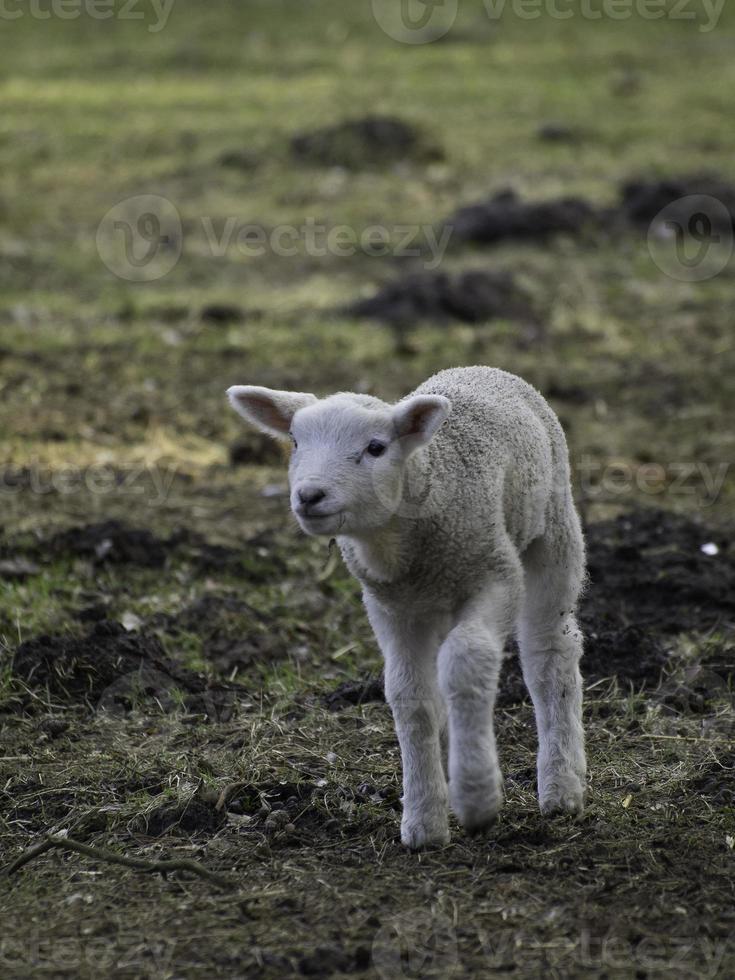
[518, 520, 587, 815]
[438, 573, 522, 833]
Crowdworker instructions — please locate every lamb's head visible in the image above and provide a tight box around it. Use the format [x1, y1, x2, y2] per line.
[227, 385, 451, 537]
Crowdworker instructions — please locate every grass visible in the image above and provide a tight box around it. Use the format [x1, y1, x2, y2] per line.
[0, 0, 734, 977]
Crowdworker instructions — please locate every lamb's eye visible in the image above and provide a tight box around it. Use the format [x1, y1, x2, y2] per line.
[366, 440, 386, 458]
[290, 435, 298, 449]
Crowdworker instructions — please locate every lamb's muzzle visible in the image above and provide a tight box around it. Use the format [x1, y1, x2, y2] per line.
[228, 366, 588, 849]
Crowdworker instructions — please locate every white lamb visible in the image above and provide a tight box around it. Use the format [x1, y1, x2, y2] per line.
[228, 366, 587, 849]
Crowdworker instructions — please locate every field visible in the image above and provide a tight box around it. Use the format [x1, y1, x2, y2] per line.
[1, 1, 734, 977]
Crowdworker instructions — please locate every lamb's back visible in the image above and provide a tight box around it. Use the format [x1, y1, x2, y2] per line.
[414, 366, 567, 553]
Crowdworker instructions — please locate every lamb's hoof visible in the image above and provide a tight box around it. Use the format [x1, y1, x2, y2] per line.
[401, 813, 450, 851]
[450, 782, 503, 835]
[539, 774, 586, 816]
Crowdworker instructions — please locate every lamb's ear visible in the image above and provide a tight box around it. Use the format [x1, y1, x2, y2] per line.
[392, 395, 451, 452]
[227, 386, 317, 440]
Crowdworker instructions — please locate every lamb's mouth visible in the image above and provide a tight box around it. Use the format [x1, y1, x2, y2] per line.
[298, 510, 345, 531]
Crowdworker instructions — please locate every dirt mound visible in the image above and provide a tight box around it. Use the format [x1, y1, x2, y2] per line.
[324, 676, 385, 711]
[229, 433, 284, 467]
[537, 122, 584, 143]
[12, 620, 236, 717]
[49, 520, 169, 568]
[167, 528, 282, 579]
[688, 756, 735, 807]
[500, 508, 733, 706]
[37, 521, 285, 581]
[200, 303, 245, 324]
[164, 594, 289, 673]
[290, 115, 442, 169]
[584, 508, 734, 634]
[217, 148, 258, 171]
[578, 508, 733, 688]
[137, 796, 227, 837]
[445, 189, 596, 245]
[620, 175, 735, 230]
[346, 269, 532, 325]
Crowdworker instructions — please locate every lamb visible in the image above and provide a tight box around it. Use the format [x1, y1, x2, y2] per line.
[227, 366, 587, 849]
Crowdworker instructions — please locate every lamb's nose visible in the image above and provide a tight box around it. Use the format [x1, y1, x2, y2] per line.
[298, 486, 326, 507]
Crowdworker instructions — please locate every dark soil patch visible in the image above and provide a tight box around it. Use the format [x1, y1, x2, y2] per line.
[229, 433, 284, 467]
[136, 796, 227, 837]
[445, 189, 596, 245]
[657, 663, 734, 715]
[162, 594, 290, 673]
[217, 148, 258, 171]
[290, 115, 442, 170]
[12, 620, 238, 717]
[536, 122, 584, 143]
[584, 508, 734, 634]
[437, 175, 735, 252]
[346, 269, 533, 326]
[687, 755, 735, 807]
[324, 676, 385, 711]
[620, 175, 735, 231]
[579, 507, 734, 689]
[168, 528, 287, 580]
[224, 780, 317, 820]
[200, 303, 245, 325]
[49, 520, 169, 568]
[475, 508, 733, 707]
[33, 520, 286, 581]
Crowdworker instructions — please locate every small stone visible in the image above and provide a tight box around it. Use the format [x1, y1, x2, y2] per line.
[120, 611, 143, 632]
[0, 558, 40, 579]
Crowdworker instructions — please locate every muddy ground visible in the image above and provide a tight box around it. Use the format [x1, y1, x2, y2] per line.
[2, 2, 735, 978]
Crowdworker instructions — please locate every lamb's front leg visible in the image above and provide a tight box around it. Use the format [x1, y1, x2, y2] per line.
[365, 598, 448, 849]
[438, 582, 518, 833]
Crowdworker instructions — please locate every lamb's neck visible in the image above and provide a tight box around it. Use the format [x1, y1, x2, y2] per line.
[337, 454, 428, 587]
[339, 515, 409, 585]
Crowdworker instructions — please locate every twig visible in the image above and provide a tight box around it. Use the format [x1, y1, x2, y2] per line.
[2, 835, 235, 890]
[215, 780, 250, 812]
